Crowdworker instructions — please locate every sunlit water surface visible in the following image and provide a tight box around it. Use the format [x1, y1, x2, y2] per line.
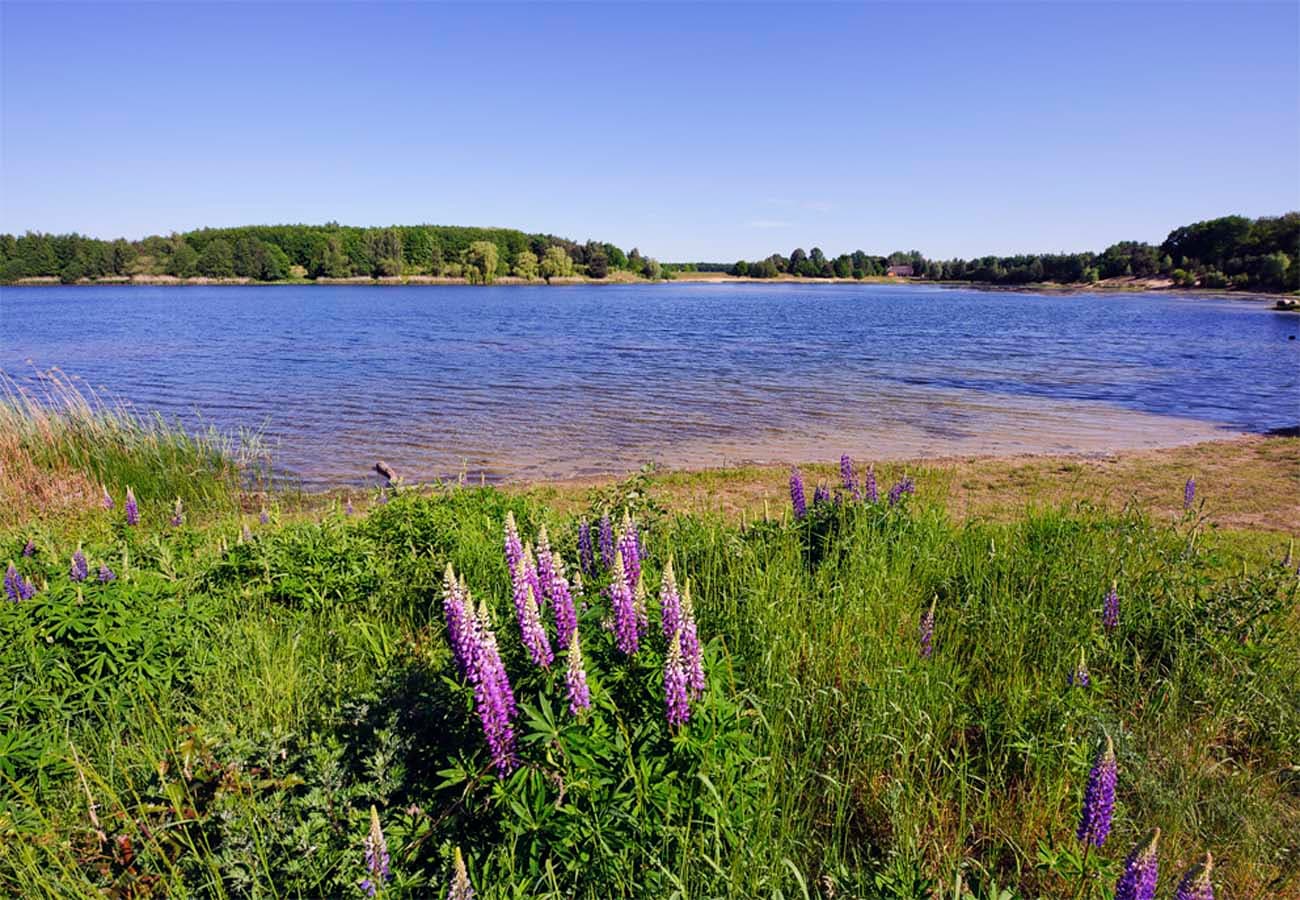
[2, 283, 1296, 486]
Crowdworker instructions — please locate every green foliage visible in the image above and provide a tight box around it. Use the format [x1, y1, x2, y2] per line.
[462, 241, 500, 285]
[540, 245, 574, 282]
[0, 469, 1296, 897]
[511, 249, 539, 280]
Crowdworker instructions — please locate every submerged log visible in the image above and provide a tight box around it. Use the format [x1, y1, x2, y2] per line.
[374, 461, 396, 483]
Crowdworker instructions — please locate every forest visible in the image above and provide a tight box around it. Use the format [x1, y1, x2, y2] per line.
[0, 224, 665, 284]
[721, 213, 1299, 292]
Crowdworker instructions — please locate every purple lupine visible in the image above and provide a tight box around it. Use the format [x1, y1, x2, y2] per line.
[259, 508, 270, 525]
[98, 564, 115, 583]
[170, 497, 184, 527]
[813, 484, 830, 506]
[864, 465, 878, 503]
[503, 512, 524, 579]
[790, 467, 807, 520]
[1103, 581, 1120, 632]
[345, 498, 355, 516]
[1077, 735, 1117, 847]
[1115, 829, 1161, 900]
[577, 519, 594, 576]
[518, 583, 554, 668]
[4, 563, 20, 603]
[841, 454, 861, 501]
[547, 553, 578, 649]
[1184, 476, 1196, 510]
[1069, 648, 1090, 687]
[564, 630, 591, 716]
[1175, 853, 1214, 900]
[443, 564, 476, 675]
[633, 571, 650, 636]
[660, 558, 682, 639]
[449, 847, 474, 900]
[919, 598, 935, 658]
[22, 540, 34, 558]
[664, 628, 691, 727]
[888, 476, 916, 507]
[679, 580, 705, 697]
[472, 598, 518, 774]
[535, 526, 558, 600]
[241, 523, 253, 543]
[610, 554, 639, 655]
[598, 513, 615, 569]
[618, 513, 641, 597]
[70, 549, 88, 583]
[124, 487, 139, 526]
[358, 805, 391, 897]
[102, 485, 115, 510]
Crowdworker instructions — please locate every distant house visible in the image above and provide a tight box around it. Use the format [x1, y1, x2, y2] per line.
[886, 264, 914, 277]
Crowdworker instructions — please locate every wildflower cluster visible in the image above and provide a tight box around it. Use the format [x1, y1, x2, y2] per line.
[5, 562, 36, 602]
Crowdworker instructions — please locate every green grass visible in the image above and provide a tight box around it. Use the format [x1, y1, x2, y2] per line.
[1, 370, 263, 526]
[1, 471, 1296, 898]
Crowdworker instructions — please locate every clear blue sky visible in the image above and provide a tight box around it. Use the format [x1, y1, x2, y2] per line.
[2, 2, 1297, 260]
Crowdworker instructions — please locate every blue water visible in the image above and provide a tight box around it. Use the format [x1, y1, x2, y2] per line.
[2, 283, 1296, 485]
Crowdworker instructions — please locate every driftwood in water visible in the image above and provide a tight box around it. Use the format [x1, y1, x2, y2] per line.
[374, 461, 397, 483]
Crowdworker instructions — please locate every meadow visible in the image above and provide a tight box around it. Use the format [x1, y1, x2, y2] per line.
[1, 390, 1296, 899]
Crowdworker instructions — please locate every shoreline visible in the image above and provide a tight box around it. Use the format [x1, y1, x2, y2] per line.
[277, 433, 1299, 538]
[3, 273, 1294, 301]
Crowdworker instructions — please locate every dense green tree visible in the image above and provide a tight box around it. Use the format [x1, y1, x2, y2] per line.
[585, 241, 610, 279]
[512, 249, 539, 280]
[540, 246, 574, 283]
[308, 235, 351, 279]
[197, 238, 236, 278]
[462, 241, 499, 284]
[167, 241, 199, 278]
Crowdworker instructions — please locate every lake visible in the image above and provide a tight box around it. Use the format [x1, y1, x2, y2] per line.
[2, 283, 1296, 486]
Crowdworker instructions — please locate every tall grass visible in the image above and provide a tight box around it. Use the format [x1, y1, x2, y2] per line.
[1, 476, 1295, 897]
[0, 370, 261, 524]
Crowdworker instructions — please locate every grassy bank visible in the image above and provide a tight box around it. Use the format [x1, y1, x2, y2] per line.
[1, 419, 1296, 897]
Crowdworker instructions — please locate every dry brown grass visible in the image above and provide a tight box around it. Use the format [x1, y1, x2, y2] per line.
[0, 431, 99, 527]
[513, 436, 1300, 536]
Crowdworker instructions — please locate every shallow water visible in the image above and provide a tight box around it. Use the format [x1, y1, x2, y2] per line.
[2, 283, 1296, 486]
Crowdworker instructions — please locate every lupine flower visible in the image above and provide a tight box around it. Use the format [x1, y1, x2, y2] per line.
[1103, 580, 1120, 632]
[598, 513, 615, 569]
[241, 523, 253, 543]
[518, 583, 554, 668]
[841, 454, 861, 500]
[919, 597, 936, 658]
[679, 580, 705, 697]
[512, 543, 545, 621]
[102, 485, 115, 510]
[1077, 735, 1117, 847]
[547, 553, 578, 649]
[4, 563, 20, 603]
[1115, 828, 1161, 900]
[1069, 647, 1090, 687]
[660, 558, 682, 639]
[790, 467, 807, 519]
[864, 465, 878, 503]
[443, 564, 476, 675]
[1184, 477, 1196, 510]
[259, 508, 270, 525]
[345, 498, 355, 516]
[633, 571, 650, 636]
[888, 476, 916, 507]
[124, 487, 139, 526]
[564, 630, 591, 716]
[503, 511, 524, 578]
[358, 805, 391, 896]
[618, 512, 641, 597]
[98, 563, 116, 583]
[610, 554, 639, 655]
[577, 519, 594, 576]
[536, 525, 557, 590]
[1175, 852, 1214, 900]
[813, 484, 830, 506]
[472, 599, 518, 774]
[22, 540, 34, 558]
[378, 490, 388, 505]
[170, 497, 184, 527]
[449, 847, 474, 900]
[664, 627, 691, 726]
[71, 549, 88, 582]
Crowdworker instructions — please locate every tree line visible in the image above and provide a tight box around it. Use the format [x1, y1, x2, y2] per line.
[0, 224, 666, 284]
[719, 213, 1299, 292]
